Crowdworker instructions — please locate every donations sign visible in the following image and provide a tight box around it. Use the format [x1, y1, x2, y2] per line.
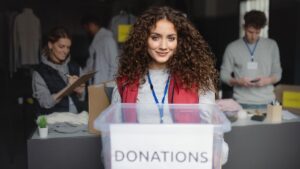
[110, 124, 214, 169]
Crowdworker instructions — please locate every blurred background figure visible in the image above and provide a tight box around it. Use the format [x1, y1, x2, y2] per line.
[81, 15, 118, 85]
[220, 10, 282, 109]
[32, 27, 86, 115]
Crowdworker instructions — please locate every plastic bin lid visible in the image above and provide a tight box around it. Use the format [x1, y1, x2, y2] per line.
[94, 103, 231, 133]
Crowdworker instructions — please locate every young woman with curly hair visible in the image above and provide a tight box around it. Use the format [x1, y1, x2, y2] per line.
[110, 6, 228, 165]
[112, 6, 218, 106]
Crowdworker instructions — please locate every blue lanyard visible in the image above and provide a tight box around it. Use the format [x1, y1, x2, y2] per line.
[243, 37, 259, 62]
[147, 72, 170, 123]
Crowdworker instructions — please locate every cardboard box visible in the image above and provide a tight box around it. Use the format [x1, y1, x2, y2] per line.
[266, 104, 282, 123]
[275, 84, 300, 114]
[88, 81, 115, 134]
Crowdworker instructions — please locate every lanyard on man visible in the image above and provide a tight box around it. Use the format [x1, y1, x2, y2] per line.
[243, 37, 259, 62]
[243, 37, 259, 71]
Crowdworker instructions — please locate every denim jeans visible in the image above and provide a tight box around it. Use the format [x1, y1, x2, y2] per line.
[239, 103, 267, 110]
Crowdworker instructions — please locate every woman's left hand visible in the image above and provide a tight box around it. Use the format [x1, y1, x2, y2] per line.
[74, 84, 85, 95]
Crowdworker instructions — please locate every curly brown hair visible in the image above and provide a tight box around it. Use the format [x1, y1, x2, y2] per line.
[117, 6, 218, 92]
[244, 10, 267, 29]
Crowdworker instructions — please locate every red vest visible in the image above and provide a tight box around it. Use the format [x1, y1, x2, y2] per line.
[117, 75, 200, 123]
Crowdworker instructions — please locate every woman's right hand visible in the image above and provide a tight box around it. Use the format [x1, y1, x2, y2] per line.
[67, 75, 79, 85]
[67, 75, 85, 95]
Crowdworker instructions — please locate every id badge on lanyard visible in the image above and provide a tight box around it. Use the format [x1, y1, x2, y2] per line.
[244, 38, 259, 70]
[247, 61, 258, 70]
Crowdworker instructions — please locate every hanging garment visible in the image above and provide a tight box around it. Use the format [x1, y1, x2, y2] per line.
[13, 8, 41, 69]
[109, 12, 136, 43]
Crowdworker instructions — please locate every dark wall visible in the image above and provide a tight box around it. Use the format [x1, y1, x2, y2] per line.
[0, 14, 5, 72]
[270, 0, 300, 84]
[194, 15, 239, 70]
[296, 2, 300, 84]
[1, 0, 194, 68]
[1, 0, 299, 83]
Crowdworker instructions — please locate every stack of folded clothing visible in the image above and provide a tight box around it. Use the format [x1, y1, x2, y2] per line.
[45, 111, 88, 133]
[216, 99, 242, 122]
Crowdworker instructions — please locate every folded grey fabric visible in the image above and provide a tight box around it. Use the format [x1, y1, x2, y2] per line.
[49, 123, 88, 134]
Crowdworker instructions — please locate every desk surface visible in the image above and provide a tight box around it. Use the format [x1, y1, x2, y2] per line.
[28, 115, 300, 169]
[31, 127, 94, 139]
[231, 111, 300, 127]
[28, 129, 104, 169]
[224, 121, 300, 169]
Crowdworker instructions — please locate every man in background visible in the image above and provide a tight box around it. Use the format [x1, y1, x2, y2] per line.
[220, 10, 282, 109]
[81, 15, 118, 85]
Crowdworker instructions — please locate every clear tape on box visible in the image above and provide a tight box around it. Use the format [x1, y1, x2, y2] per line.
[94, 103, 231, 169]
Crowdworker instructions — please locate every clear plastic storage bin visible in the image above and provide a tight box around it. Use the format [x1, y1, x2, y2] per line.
[94, 103, 231, 169]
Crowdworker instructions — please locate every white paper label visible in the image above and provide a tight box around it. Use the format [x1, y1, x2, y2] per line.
[110, 124, 214, 169]
[247, 61, 258, 70]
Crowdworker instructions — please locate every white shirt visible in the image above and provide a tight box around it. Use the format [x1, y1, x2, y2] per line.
[84, 28, 118, 85]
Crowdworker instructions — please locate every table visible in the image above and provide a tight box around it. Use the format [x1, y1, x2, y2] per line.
[27, 130, 104, 169]
[223, 115, 300, 169]
[27, 116, 300, 169]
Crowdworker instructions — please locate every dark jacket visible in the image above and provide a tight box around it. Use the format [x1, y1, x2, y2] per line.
[34, 61, 85, 114]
